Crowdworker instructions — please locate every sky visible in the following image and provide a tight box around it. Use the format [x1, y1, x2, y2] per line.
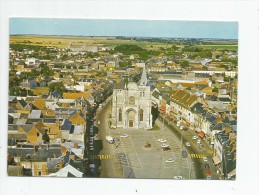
[10, 18, 238, 39]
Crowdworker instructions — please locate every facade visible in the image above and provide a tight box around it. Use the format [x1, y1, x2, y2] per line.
[111, 66, 152, 129]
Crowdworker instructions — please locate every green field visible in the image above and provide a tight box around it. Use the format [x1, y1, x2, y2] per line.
[10, 35, 171, 50]
[197, 44, 238, 51]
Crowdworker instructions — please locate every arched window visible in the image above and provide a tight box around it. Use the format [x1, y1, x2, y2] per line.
[140, 109, 143, 121]
[119, 108, 122, 122]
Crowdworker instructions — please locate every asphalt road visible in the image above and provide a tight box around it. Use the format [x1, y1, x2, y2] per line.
[159, 115, 220, 180]
[93, 100, 219, 180]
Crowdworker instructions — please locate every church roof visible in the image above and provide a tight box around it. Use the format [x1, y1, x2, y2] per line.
[139, 65, 148, 86]
[115, 80, 125, 89]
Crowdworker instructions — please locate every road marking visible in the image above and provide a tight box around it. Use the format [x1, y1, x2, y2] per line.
[188, 153, 205, 158]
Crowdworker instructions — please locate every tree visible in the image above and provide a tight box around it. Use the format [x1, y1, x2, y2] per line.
[48, 82, 65, 95]
[180, 60, 189, 68]
[66, 65, 71, 69]
[212, 87, 218, 93]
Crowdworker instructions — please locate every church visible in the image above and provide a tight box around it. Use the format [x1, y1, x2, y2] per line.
[111, 66, 153, 129]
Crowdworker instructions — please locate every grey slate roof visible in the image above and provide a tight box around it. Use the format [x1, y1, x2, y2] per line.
[28, 110, 42, 119]
[61, 119, 72, 131]
[8, 148, 62, 162]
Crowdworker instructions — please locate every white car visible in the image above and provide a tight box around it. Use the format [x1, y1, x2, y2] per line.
[174, 176, 185, 179]
[161, 144, 170, 148]
[197, 139, 201, 144]
[165, 158, 174, 163]
[180, 126, 184, 130]
[157, 138, 167, 143]
[177, 121, 181, 126]
[185, 142, 191, 147]
[120, 134, 129, 138]
[192, 135, 198, 140]
[203, 157, 208, 162]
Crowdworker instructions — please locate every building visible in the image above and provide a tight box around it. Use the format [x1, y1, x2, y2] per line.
[111, 66, 152, 129]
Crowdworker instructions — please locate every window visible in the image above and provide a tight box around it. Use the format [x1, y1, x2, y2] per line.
[129, 96, 135, 105]
[119, 108, 122, 122]
[140, 109, 143, 121]
[37, 132, 40, 137]
[143, 92, 145, 97]
[38, 164, 42, 169]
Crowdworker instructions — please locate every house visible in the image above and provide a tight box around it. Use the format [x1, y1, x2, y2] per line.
[69, 125, 84, 142]
[60, 119, 73, 141]
[170, 90, 197, 126]
[213, 130, 236, 179]
[63, 92, 91, 100]
[18, 122, 45, 143]
[68, 112, 86, 126]
[7, 165, 25, 176]
[28, 110, 42, 119]
[8, 147, 62, 176]
[48, 161, 83, 177]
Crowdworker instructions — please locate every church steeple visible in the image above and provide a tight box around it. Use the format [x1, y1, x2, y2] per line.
[140, 65, 148, 86]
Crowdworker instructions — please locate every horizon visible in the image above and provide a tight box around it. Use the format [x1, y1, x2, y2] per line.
[10, 18, 238, 40]
[10, 34, 238, 41]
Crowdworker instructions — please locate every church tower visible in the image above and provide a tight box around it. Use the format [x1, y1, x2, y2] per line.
[111, 66, 153, 129]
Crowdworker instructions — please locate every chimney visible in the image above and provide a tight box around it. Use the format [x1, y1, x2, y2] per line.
[33, 145, 37, 155]
[59, 160, 63, 170]
[74, 143, 78, 149]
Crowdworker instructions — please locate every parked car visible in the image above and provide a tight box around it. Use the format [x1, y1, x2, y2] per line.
[161, 144, 170, 148]
[120, 134, 129, 138]
[106, 136, 114, 144]
[182, 150, 188, 158]
[165, 158, 174, 163]
[197, 139, 201, 144]
[116, 152, 126, 158]
[204, 163, 210, 169]
[90, 137, 94, 146]
[90, 125, 94, 136]
[157, 138, 167, 143]
[185, 142, 191, 147]
[177, 121, 181, 126]
[174, 176, 185, 179]
[192, 135, 198, 140]
[113, 138, 120, 142]
[89, 164, 95, 173]
[203, 157, 208, 162]
[180, 126, 184, 130]
[89, 145, 94, 151]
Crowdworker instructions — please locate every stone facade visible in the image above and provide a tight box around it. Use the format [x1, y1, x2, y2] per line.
[111, 66, 152, 129]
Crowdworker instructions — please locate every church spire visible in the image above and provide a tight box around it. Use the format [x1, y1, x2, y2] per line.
[140, 65, 148, 86]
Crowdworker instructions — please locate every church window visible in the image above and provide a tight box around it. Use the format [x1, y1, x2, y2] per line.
[140, 109, 143, 121]
[129, 96, 135, 105]
[143, 92, 145, 97]
[119, 108, 122, 122]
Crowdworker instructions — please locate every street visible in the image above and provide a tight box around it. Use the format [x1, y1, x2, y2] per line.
[92, 100, 221, 179]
